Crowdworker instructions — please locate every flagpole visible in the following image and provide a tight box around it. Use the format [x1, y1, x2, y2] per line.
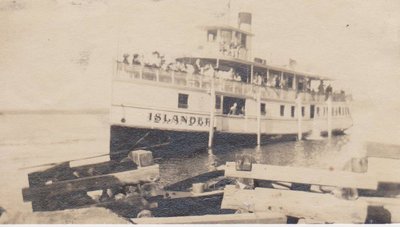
[227, 0, 231, 25]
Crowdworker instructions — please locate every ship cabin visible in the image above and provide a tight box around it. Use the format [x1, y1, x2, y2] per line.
[112, 12, 351, 137]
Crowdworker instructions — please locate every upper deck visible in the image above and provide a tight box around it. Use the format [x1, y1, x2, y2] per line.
[115, 62, 347, 104]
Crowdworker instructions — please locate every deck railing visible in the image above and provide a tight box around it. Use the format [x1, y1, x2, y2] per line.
[116, 62, 344, 103]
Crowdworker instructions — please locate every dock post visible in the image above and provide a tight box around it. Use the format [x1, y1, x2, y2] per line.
[296, 95, 302, 140]
[208, 73, 216, 148]
[257, 88, 261, 146]
[327, 95, 332, 139]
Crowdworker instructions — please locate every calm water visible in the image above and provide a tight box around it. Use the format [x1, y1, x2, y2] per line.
[158, 135, 353, 187]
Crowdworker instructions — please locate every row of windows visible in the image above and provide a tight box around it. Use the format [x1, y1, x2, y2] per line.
[276, 105, 350, 118]
[178, 93, 350, 118]
[277, 105, 305, 118]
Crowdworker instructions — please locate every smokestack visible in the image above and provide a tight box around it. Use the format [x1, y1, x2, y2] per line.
[238, 12, 252, 32]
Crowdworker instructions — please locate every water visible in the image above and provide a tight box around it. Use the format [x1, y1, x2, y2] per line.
[158, 136, 352, 187]
[0, 109, 397, 213]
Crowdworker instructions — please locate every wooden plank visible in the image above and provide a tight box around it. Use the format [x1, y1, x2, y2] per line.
[221, 185, 368, 223]
[366, 142, 400, 159]
[165, 190, 223, 199]
[70, 155, 110, 168]
[368, 157, 400, 183]
[131, 212, 287, 224]
[225, 162, 377, 189]
[360, 196, 400, 206]
[22, 165, 159, 201]
[28, 162, 72, 187]
[28, 161, 138, 187]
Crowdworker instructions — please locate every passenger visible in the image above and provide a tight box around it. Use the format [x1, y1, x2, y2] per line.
[194, 59, 201, 74]
[204, 64, 215, 78]
[234, 74, 241, 82]
[325, 84, 333, 99]
[258, 75, 263, 85]
[240, 106, 245, 115]
[326, 84, 333, 94]
[151, 51, 161, 68]
[132, 54, 140, 65]
[275, 76, 281, 88]
[220, 41, 228, 55]
[228, 68, 234, 80]
[318, 80, 324, 95]
[186, 63, 194, 75]
[123, 54, 129, 65]
[229, 102, 238, 115]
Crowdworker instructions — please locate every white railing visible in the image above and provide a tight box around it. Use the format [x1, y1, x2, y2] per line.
[116, 62, 344, 103]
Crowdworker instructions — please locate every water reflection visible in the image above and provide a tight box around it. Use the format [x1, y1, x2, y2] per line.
[159, 134, 353, 186]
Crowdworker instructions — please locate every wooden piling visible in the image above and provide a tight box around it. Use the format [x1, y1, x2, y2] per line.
[296, 96, 302, 140]
[256, 89, 261, 146]
[208, 73, 216, 148]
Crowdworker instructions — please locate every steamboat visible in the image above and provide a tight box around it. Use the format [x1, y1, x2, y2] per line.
[110, 12, 352, 159]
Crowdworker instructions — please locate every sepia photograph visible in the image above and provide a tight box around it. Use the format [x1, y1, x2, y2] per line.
[0, 0, 400, 224]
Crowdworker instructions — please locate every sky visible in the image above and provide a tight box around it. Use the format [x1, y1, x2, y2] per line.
[0, 0, 399, 112]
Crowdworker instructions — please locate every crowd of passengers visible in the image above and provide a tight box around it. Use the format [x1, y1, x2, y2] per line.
[219, 40, 246, 58]
[122, 53, 346, 101]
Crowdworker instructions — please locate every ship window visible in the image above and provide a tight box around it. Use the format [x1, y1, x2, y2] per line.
[223, 96, 245, 115]
[301, 106, 305, 117]
[280, 105, 285, 117]
[178, 93, 188, 109]
[291, 106, 295, 118]
[207, 30, 217, 42]
[215, 95, 221, 109]
[260, 103, 266, 115]
[310, 105, 315, 119]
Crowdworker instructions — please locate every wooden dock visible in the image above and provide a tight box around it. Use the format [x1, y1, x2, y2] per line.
[220, 142, 400, 224]
[21, 150, 160, 212]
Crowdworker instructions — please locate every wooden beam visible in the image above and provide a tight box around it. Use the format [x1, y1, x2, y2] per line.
[221, 185, 368, 223]
[368, 157, 400, 183]
[22, 165, 159, 201]
[224, 162, 377, 189]
[366, 142, 400, 159]
[165, 190, 223, 199]
[28, 160, 137, 187]
[131, 211, 287, 224]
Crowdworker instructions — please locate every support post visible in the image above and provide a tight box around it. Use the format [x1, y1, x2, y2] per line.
[208, 73, 216, 148]
[327, 96, 332, 139]
[250, 64, 254, 84]
[257, 89, 262, 146]
[296, 95, 302, 140]
[140, 65, 143, 79]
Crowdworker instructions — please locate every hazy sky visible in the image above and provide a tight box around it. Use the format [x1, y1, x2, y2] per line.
[1, 0, 399, 111]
